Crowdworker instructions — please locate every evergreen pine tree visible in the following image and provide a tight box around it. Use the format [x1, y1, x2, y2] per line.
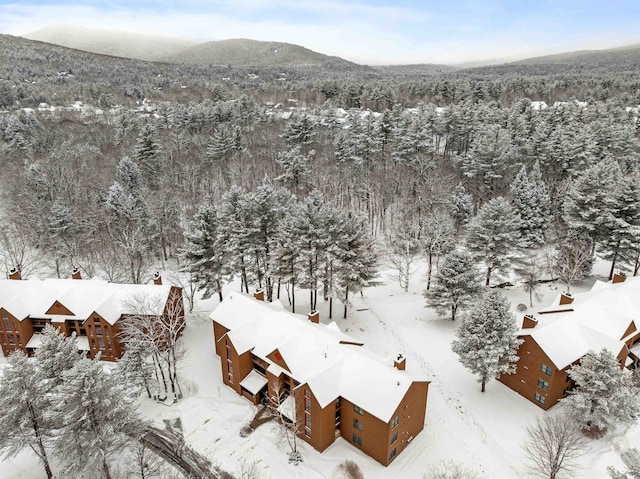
[35, 324, 82, 387]
[565, 349, 640, 433]
[0, 352, 55, 479]
[563, 158, 621, 248]
[466, 197, 524, 286]
[425, 249, 482, 321]
[509, 162, 550, 246]
[451, 291, 523, 392]
[54, 358, 140, 479]
[275, 147, 310, 194]
[182, 199, 229, 301]
[273, 207, 305, 313]
[335, 213, 378, 319]
[449, 182, 474, 234]
[599, 176, 640, 279]
[132, 121, 163, 190]
[282, 114, 315, 148]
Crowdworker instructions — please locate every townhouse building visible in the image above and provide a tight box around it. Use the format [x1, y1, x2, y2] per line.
[499, 273, 640, 409]
[0, 269, 184, 361]
[210, 291, 429, 466]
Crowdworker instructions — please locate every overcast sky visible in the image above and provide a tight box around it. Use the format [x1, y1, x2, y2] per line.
[1, 0, 639, 64]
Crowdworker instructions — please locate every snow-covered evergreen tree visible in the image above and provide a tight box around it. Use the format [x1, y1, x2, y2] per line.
[132, 121, 163, 190]
[244, 181, 292, 301]
[182, 199, 230, 301]
[282, 114, 315, 148]
[466, 197, 524, 286]
[564, 348, 640, 433]
[599, 176, 640, 279]
[451, 291, 523, 392]
[275, 147, 310, 194]
[116, 339, 157, 399]
[509, 162, 550, 246]
[53, 358, 140, 479]
[35, 324, 82, 387]
[425, 249, 482, 321]
[563, 158, 621, 247]
[273, 207, 305, 313]
[449, 182, 474, 235]
[219, 185, 252, 294]
[335, 213, 378, 318]
[0, 352, 54, 479]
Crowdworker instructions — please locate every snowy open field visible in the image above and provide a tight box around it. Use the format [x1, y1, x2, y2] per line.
[2, 259, 639, 478]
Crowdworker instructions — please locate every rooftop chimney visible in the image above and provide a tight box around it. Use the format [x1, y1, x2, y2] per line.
[71, 267, 81, 280]
[613, 272, 627, 284]
[522, 314, 538, 329]
[559, 292, 574, 305]
[394, 353, 406, 371]
[8, 267, 21, 280]
[253, 289, 264, 301]
[153, 272, 162, 285]
[308, 310, 320, 324]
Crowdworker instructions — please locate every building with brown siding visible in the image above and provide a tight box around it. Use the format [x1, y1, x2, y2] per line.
[0, 271, 184, 361]
[500, 273, 640, 409]
[210, 292, 429, 466]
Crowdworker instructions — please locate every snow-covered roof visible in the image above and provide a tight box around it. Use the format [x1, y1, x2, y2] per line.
[520, 277, 640, 370]
[0, 278, 174, 325]
[240, 370, 268, 395]
[211, 292, 426, 423]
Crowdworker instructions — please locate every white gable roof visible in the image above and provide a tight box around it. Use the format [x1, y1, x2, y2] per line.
[211, 292, 426, 423]
[0, 278, 174, 325]
[523, 277, 640, 370]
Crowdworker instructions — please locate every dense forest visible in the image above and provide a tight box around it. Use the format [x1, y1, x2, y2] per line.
[1, 33, 640, 303]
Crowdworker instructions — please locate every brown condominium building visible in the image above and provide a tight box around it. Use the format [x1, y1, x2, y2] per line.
[500, 273, 640, 410]
[210, 291, 429, 466]
[0, 269, 184, 361]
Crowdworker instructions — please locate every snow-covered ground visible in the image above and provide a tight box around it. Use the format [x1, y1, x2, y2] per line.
[2, 259, 637, 478]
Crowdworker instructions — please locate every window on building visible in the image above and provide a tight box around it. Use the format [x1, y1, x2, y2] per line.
[93, 316, 101, 323]
[3, 318, 11, 331]
[226, 341, 233, 383]
[98, 337, 105, 350]
[352, 433, 362, 447]
[8, 335, 15, 345]
[537, 378, 549, 391]
[541, 364, 553, 376]
[1, 311, 7, 320]
[353, 404, 364, 415]
[95, 325, 102, 335]
[534, 392, 546, 405]
[353, 418, 363, 431]
[391, 415, 399, 428]
[390, 432, 398, 445]
[389, 448, 397, 461]
[304, 413, 311, 437]
[304, 389, 311, 413]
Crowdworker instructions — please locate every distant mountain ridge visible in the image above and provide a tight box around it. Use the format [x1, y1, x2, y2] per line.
[157, 38, 361, 68]
[24, 25, 198, 62]
[22, 26, 364, 70]
[511, 43, 640, 65]
[20, 25, 640, 69]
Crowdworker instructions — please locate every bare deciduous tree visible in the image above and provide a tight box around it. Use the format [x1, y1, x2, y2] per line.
[522, 412, 587, 479]
[119, 289, 186, 402]
[267, 383, 302, 464]
[425, 460, 479, 479]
